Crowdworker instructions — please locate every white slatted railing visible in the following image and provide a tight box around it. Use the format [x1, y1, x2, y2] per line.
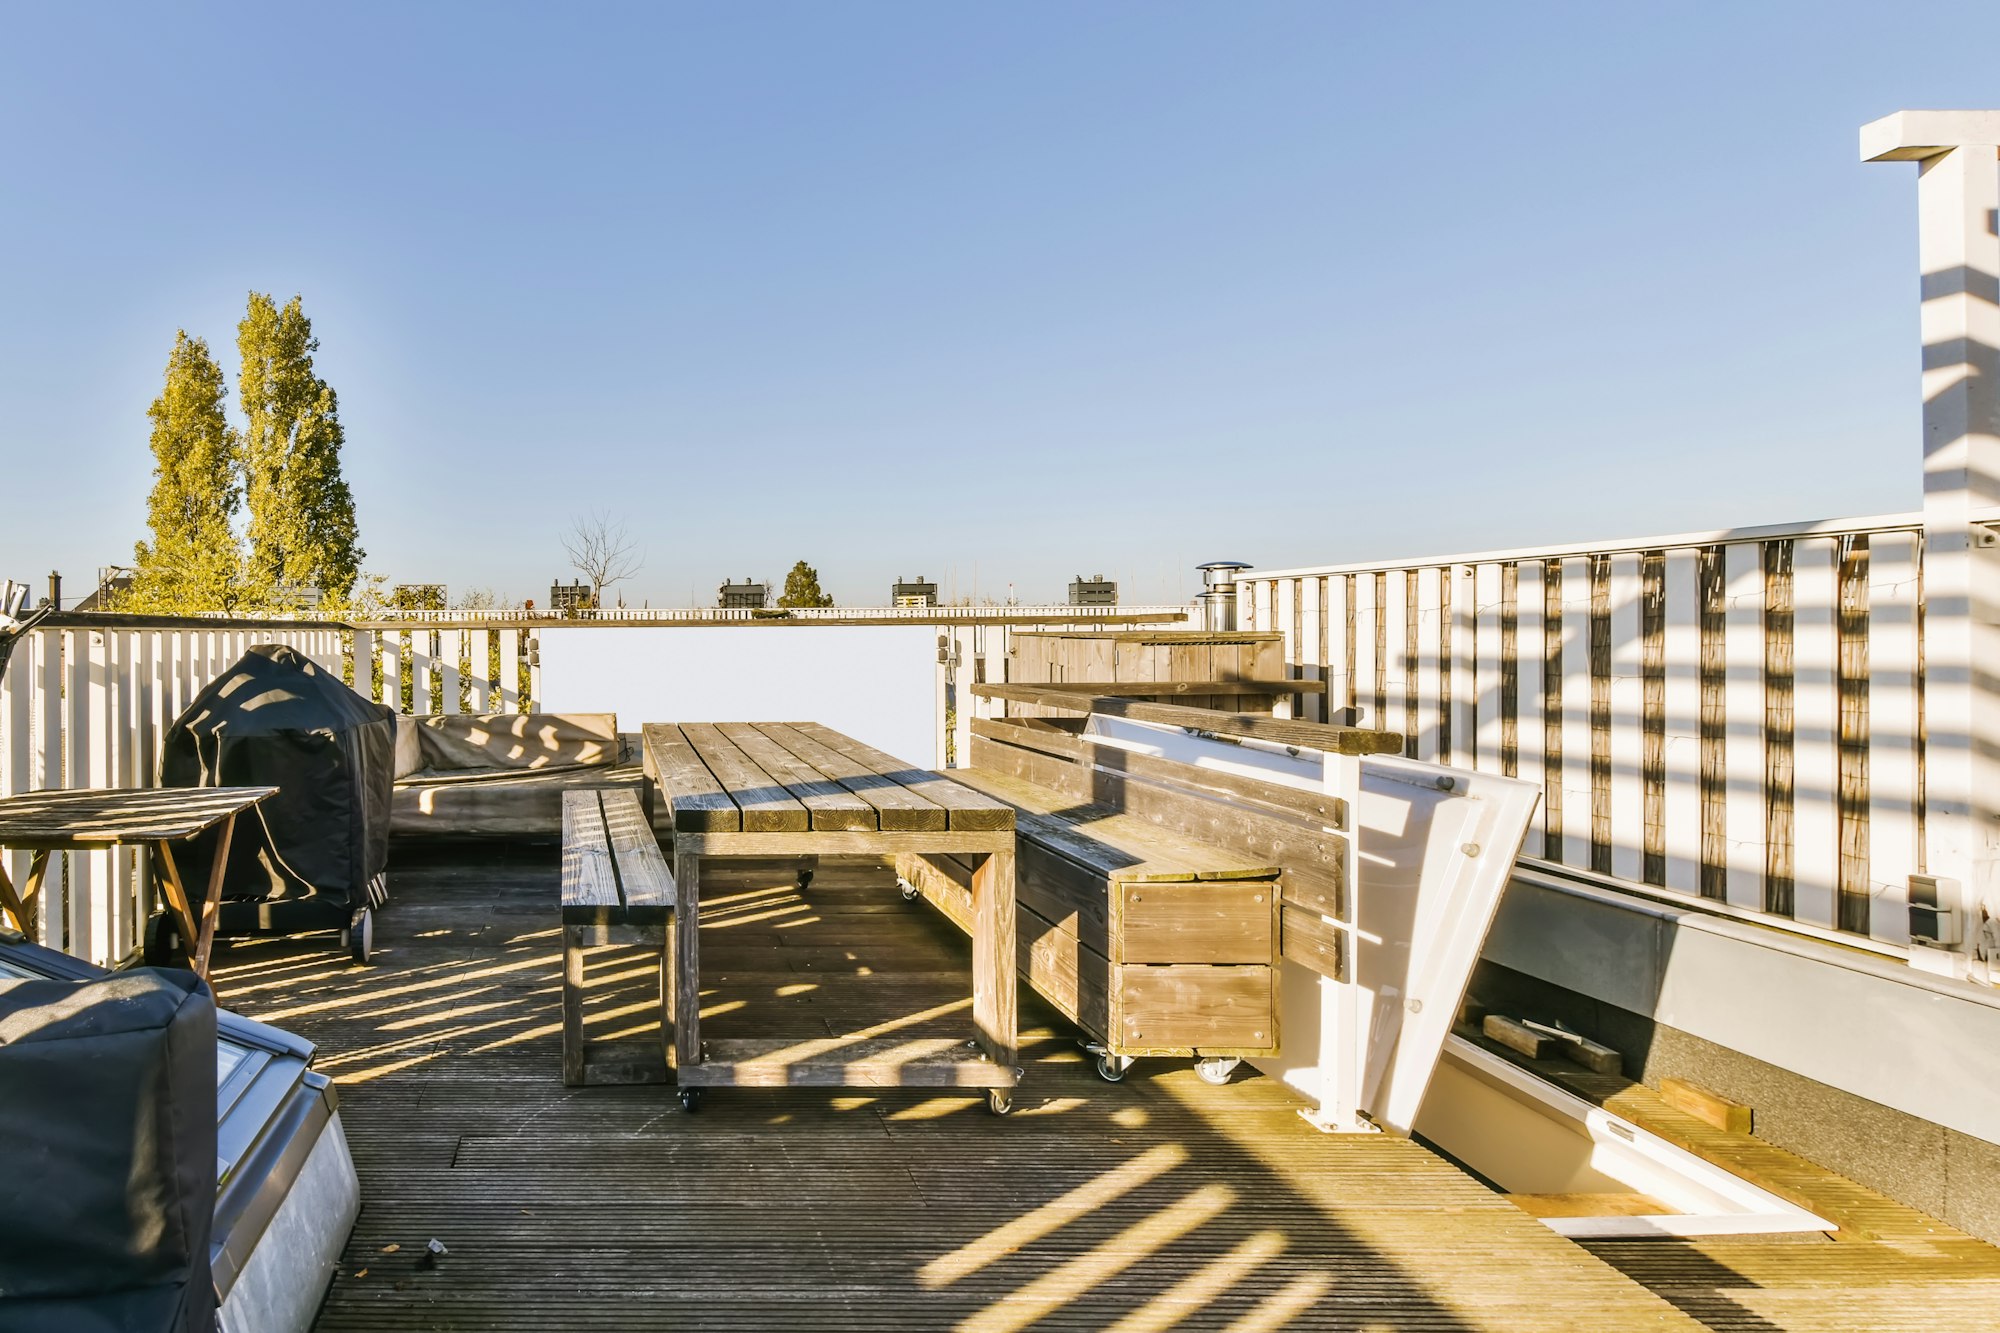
[1242, 513, 1927, 951]
[0, 618, 541, 966]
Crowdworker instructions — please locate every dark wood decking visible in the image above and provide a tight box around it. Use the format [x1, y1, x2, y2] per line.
[207, 844, 1994, 1331]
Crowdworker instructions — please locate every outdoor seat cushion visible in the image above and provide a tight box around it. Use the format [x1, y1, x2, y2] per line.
[413, 712, 619, 773]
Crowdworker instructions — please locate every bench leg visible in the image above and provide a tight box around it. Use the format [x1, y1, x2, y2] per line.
[658, 907, 677, 1079]
[562, 925, 587, 1087]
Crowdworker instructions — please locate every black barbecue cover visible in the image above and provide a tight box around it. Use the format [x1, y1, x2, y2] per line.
[0, 969, 218, 1333]
[161, 643, 394, 910]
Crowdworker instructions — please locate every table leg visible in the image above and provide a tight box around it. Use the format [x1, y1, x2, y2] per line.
[0, 853, 30, 935]
[190, 814, 237, 980]
[670, 838, 703, 1074]
[151, 842, 204, 966]
[971, 848, 1018, 1071]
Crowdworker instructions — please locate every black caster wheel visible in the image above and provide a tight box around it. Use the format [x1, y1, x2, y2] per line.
[796, 869, 814, 890]
[142, 913, 186, 967]
[342, 907, 373, 964]
[1095, 1054, 1129, 1083]
[986, 1089, 1014, 1116]
[679, 1088, 704, 1112]
[899, 880, 921, 903]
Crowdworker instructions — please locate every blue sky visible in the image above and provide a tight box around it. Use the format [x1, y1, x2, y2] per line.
[3, 3, 1998, 608]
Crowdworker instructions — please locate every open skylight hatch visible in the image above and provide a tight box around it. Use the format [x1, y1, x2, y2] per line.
[1079, 715, 1836, 1240]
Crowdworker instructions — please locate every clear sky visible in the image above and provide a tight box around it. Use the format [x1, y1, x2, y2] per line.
[4, 3, 1998, 609]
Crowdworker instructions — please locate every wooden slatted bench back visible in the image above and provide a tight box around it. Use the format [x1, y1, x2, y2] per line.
[968, 718, 1349, 983]
[901, 715, 1368, 1060]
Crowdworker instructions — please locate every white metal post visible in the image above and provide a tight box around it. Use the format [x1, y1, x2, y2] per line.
[1864, 111, 2000, 979]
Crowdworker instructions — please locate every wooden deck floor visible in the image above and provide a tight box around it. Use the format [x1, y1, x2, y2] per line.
[208, 844, 1996, 1332]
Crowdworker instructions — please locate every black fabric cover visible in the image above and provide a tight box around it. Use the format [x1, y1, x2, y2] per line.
[161, 644, 393, 913]
[0, 969, 219, 1333]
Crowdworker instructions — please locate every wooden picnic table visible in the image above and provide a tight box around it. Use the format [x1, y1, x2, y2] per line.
[0, 786, 277, 982]
[643, 722, 1020, 1113]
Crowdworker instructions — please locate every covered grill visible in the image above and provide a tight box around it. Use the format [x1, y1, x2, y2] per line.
[154, 644, 394, 962]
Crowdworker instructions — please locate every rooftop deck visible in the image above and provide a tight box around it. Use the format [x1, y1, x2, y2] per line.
[211, 844, 2000, 1332]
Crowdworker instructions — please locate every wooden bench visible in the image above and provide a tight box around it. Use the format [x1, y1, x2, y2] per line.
[902, 694, 1400, 1084]
[560, 788, 677, 1086]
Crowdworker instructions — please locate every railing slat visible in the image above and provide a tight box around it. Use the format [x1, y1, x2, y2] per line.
[497, 628, 520, 713]
[1559, 556, 1593, 868]
[1663, 550, 1703, 895]
[1792, 538, 1841, 927]
[1609, 554, 1645, 883]
[466, 628, 492, 712]
[1723, 543, 1768, 910]
[1415, 567, 1443, 762]
[1868, 533, 1921, 945]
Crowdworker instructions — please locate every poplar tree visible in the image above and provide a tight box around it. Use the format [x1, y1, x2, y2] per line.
[238, 292, 363, 604]
[127, 331, 243, 611]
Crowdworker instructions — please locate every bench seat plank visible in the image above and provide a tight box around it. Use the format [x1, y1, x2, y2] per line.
[948, 767, 1279, 883]
[561, 790, 622, 924]
[561, 788, 674, 925]
[599, 788, 675, 920]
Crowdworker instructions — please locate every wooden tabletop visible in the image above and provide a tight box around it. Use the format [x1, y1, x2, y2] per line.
[643, 722, 1013, 835]
[0, 786, 278, 848]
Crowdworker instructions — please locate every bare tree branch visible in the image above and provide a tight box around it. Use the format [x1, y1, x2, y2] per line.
[562, 510, 644, 608]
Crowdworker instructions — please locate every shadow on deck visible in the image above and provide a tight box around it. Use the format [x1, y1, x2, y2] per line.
[211, 843, 1703, 1331]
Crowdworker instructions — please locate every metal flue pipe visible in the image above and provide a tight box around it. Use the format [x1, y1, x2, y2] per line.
[1195, 561, 1252, 632]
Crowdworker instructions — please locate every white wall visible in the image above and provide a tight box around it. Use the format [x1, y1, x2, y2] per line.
[536, 625, 937, 765]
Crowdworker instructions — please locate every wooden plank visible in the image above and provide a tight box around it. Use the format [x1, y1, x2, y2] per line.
[1016, 679, 1326, 696]
[643, 723, 740, 832]
[970, 731, 1345, 896]
[752, 723, 940, 832]
[1016, 898, 1111, 1037]
[971, 847, 1017, 1070]
[559, 790, 620, 924]
[1482, 1014, 1552, 1059]
[675, 1037, 1015, 1088]
[1114, 879, 1275, 965]
[1115, 964, 1275, 1051]
[969, 717, 1346, 830]
[970, 684, 1405, 755]
[949, 766, 1276, 882]
[0, 786, 276, 847]
[599, 788, 675, 920]
[680, 723, 810, 832]
[790, 722, 1011, 831]
[561, 923, 588, 1086]
[717, 723, 874, 830]
[1519, 1018, 1624, 1076]
[1659, 1076, 1753, 1134]
[1279, 902, 1343, 979]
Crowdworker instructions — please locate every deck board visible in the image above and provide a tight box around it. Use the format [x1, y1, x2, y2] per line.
[203, 843, 1987, 1332]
